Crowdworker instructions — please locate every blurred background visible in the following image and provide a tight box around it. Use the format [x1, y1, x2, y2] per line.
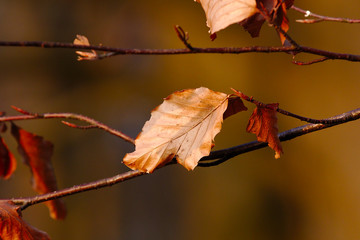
[1, 0, 360, 239]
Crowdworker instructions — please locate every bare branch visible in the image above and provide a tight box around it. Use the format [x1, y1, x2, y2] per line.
[2, 39, 360, 64]
[292, 57, 329, 65]
[174, 25, 193, 50]
[0, 107, 135, 145]
[14, 170, 145, 210]
[232, 90, 357, 125]
[291, 5, 360, 24]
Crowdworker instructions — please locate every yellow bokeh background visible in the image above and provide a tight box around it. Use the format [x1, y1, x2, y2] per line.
[1, 1, 360, 239]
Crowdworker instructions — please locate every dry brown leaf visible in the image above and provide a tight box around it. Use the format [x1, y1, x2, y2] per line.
[11, 123, 66, 220]
[246, 103, 283, 158]
[195, 0, 258, 35]
[196, 0, 294, 45]
[73, 34, 98, 61]
[123, 87, 233, 173]
[223, 95, 248, 120]
[240, 0, 294, 45]
[0, 137, 17, 179]
[0, 200, 50, 240]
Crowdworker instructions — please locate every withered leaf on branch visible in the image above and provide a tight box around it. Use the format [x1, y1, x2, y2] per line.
[11, 123, 66, 220]
[0, 200, 50, 240]
[195, 0, 294, 45]
[246, 103, 283, 158]
[73, 34, 98, 61]
[0, 137, 17, 179]
[123, 87, 246, 173]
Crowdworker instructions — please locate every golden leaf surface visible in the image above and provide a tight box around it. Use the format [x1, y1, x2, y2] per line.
[123, 87, 230, 173]
[195, 0, 258, 34]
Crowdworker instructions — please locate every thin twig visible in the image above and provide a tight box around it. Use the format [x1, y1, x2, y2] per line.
[258, 2, 300, 48]
[174, 25, 193, 50]
[61, 121, 98, 129]
[291, 5, 360, 24]
[0, 106, 135, 145]
[14, 170, 145, 210]
[232, 90, 358, 125]
[292, 57, 329, 65]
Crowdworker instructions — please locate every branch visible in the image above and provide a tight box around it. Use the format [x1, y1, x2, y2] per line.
[291, 5, 360, 24]
[14, 170, 145, 210]
[0, 106, 135, 145]
[233, 90, 354, 125]
[9, 107, 360, 209]
[199, 107, 360, 166]
[2, 40, 360, 63]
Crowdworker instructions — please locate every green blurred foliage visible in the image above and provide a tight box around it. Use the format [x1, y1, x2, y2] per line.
[1, 1, 360, 239]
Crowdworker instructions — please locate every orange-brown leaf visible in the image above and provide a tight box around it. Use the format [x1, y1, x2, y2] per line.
[240, 0, 294, 45]
[123, 87, 232, 173]
[223, 96, 248, 120]
[0, 200, 50, 240]
[0, 137, 17, 179]
[246, 104, 283, 158]
[11, 123, 66, 220]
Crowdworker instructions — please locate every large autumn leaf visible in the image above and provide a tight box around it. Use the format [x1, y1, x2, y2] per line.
[123, 87, 246, 173]
[0, 137, 17, 179]
[0, 200, 50, 240]
[11, 123, 66, 220]
[246, 103, 283, 158]
[196, 0, 294, 45]
[195, 0, 258, 35]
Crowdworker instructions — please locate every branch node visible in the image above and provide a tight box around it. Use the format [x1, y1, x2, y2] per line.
[304, 10, 311, 17]
[61, 120, 97, 129]
[11, 105, 43, 117]
[174, 25, 193, 50]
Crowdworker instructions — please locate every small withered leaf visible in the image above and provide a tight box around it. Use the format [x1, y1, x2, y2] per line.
[11, 123, 66, 220]
[223, 96, 248, 120]
[73, 34, 98, 61]
[246, 104, 283, 158]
